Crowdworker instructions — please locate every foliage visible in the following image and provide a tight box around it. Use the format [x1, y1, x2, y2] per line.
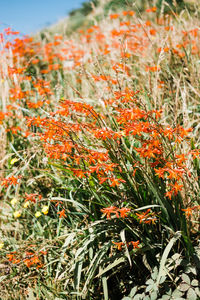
[0, 1, 200, 299]
[123, 250, 200, 300]
[45, 0, 198, 36]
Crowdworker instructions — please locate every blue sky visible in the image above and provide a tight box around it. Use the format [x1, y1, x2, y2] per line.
[0, 0, 85, 35]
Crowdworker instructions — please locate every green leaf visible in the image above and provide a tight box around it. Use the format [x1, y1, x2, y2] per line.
[187, 288, 197, 300]
[51, 197, 90, 213]
[97, 257, 126, 277]
[156, 232, 181, 286]
[151, 267, 158, 280]
[191, 279, 199, 287]
[178, 283, 190, 292]
[195, 287, 200, 297]
[75, 237, 94, 259]
[146, 285, 154, 293]
[102, 276, 108, 300]
[134, 205, 161, 212]
[181, 273, 190, 285]
[171, 253, 181, 261]
[55, 232, 76, 280]
[120, 229, 132, 267]
[150, 291, 158, 300]
[146, 279, 154, 285]
[186, 267, 197, 275]
[82, 243, 110, 296]
[172, 289, 183, 298]
[161, 296, 170, 300]
[129, 286, 137, 297]
[143, 177, 172, 225]
[134, 294, 144, 300]
[74, 260, 83, 292]
[160, 276, 166, 284]
[9, 142, 26, 162]
[166, 288, 172, 296]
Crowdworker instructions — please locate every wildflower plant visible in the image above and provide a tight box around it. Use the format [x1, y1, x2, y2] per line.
[0, 1, 199, 299]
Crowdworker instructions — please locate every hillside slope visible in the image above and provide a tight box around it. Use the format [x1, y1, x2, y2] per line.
[0, 0, 200, 299]
[41, 0, 197, 36]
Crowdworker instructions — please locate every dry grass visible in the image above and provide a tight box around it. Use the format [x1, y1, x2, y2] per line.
[0, 1, 199, 299]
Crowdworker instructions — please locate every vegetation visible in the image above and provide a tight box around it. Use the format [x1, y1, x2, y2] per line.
[45, 0, 199, 36]
[0, 0, 199, 299]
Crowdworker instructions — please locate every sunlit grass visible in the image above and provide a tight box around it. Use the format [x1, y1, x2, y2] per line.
[0, 1, 199, 299]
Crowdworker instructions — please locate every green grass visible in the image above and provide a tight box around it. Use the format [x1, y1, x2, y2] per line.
[0, 0, 199, 299]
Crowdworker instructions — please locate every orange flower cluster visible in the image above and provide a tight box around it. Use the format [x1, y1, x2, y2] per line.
[181, 205, 200, 218]
[24, 86, 194, 199]
[6, 248, 47, 269]
[25, 193, 42, 203]
[1, 176, 21, 187]
[0, 13, 198, 145]
[0, 10, 199, 254]
[112, 240, 140, 251]
[101, 206, 131, 219]
[57, 209, 66, 218]
[136, 209, 157, 224]
[24, 251, 43, 269]
[7, 252, 20, 264]
[101, 206, 158, 225]
[0, 111, 7, 124]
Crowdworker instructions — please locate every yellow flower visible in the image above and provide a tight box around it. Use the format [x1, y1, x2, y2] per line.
[24, 201, 30, 208]
[11, 198, 18, 205]
[35, 211, 42, 218]
[0, 242, 4, 249]
[42, 205, 49, 215]
[13, 211, 21, 218]
[10, 158, 19, 165]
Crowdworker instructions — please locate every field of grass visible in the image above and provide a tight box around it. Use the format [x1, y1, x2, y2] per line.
[0, 0, 199, 299]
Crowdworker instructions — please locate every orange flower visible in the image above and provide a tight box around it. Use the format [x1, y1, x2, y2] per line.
[123, 11, 135, 16]
[181, 207, 193, 217]
[24, 253, 42, 268]
[118, 207, 131, 218]
[136, 209, 157, 224]
[40, 250, 47, 255]
[135, 209, 151, 223]
[101, 206, 119, 219]
[112, 241, 124, 251]
[25, 193, 38, 203]
[128, 240, 140, 249]
[182, 205, 200, 217]
[7, 253, 15, 261]
[150, 29, 156, 35]
[12, 259, 20, 264]
[146, 7, 157, 13]
[145, 20, 151, 26]
[170, 181, 183, 195]
[6, 252, 20, 264]
[57, 209, 66, 218]
[145, 65, 160, 72]
[109, 177, 126, 187]
[165, 190, 173, 200]
[1, 176, 21, 187]
[110, 14, 119, 19]
[155, 168, 165, 179]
